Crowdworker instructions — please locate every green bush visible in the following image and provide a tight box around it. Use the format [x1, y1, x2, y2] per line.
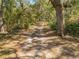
[49, 20, 56, 30]
[66, 22, 79, 36]
[49, 20, 79, 37]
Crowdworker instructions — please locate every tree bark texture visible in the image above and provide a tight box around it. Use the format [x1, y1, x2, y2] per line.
[50, 0, 65, 37]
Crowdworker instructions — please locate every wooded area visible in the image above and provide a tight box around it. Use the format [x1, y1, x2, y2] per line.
[0, 0, 79, 59]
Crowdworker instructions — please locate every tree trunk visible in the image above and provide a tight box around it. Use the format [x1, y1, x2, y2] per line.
[50, 0, 65, 37]
[0, 0, 4, 33]
[55, 6, 64, 37]
[0, 1, 3, 32]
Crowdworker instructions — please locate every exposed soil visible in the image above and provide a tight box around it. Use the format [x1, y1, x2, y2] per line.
[0, 21, 79, 59]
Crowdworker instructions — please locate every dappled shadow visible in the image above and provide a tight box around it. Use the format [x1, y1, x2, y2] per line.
[62, 35, 79, 43]
[5, 57, 17, 59]
[0, 21, 79, 59]
[1, 35, 79, 59]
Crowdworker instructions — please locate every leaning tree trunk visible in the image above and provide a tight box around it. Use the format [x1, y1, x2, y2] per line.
[50, 0, 65, 37]
[0, 0, 7, 33]
[0, 0, 5, 33]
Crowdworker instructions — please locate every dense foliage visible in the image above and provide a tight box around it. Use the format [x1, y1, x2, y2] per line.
[49, 0, 79, 36]
[0, 0, 79, 36]
[1, 0, 54, 32]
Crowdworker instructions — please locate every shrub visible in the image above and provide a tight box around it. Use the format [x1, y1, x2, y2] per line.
[49, 20, 79, 37]
[49, 20, 56, 30]
[66, 22, 79, 36]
